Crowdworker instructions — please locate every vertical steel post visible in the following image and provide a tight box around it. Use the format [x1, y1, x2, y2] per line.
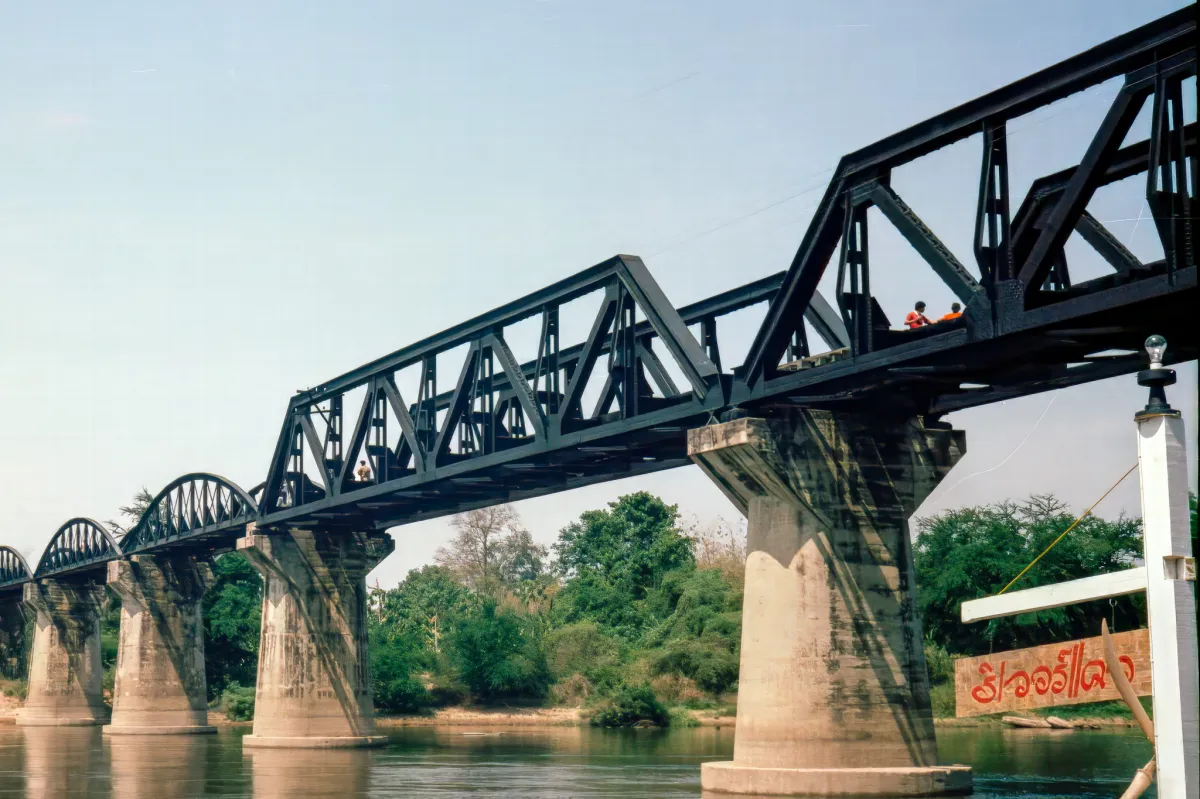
[1135, 344, 1198, 799]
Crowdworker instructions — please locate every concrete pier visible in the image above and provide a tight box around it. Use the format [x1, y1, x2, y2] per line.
[105, 555, 216, 735]
[19, 580, 108, 727]
[689, 410, 972, 796]
[238, 527, 394, 748]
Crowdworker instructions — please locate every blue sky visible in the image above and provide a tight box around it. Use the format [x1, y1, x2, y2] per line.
[1, 0, 1195, 586]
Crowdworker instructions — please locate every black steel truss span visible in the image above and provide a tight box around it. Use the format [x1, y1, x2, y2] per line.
[34, 519, 121, 581]
[120, 473, 259, 556]
[743, 7, 1196, 388]
[257, 8, 1195, 533]
[4, 9, 1195, 573]
[258, 260, 820, 531]
[0, 546, 32, 593]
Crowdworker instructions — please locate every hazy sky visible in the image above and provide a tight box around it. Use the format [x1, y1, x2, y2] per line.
[1, 0, 1195, 587]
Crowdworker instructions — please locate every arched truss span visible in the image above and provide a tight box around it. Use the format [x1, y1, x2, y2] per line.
[34, 519, 121, 579]
[121, 473, 258, 555]
[0, 546, 32, 591]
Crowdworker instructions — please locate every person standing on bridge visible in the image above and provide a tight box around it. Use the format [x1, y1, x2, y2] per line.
[905, 301, 931, 328]
[939, 302, 962, 322]
[356, 459, 372, 482]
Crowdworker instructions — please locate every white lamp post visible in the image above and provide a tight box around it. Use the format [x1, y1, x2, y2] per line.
[1135, 335, 1198, 799]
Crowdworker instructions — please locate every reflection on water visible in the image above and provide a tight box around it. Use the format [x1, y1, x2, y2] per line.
[109, 736, 208, 799]
[0, 722, 1157, 797]
[20, 727, 98, 799]
[248, 747, 373, 799]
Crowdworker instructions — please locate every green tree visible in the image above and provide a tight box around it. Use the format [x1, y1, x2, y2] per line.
[106, 487, 155, 537]
[915, 494, 1143, 654]
[553, 493, 694, 639]
[498, 528, 549, 585]
[369, 628, 430, 713]
[376, 565, 470, 664]
[643, 569, 742, 694]
[203, 552, 262, 697]
[544, 621, 625, 690]
[590, 683, 670, 728]
[448, 600, 550, 702]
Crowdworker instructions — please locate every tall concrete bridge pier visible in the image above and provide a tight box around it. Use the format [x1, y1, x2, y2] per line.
[19, 578, 108, 727]
[690, 410, 972, 796]
[105, 554, 216, 735]
[239, 527, 393, 748]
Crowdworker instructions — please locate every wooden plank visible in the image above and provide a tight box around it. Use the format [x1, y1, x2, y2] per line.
[955, 628, 1151, 717]
[960, 567, 1145, 623]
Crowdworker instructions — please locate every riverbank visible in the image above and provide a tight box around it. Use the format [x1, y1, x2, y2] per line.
[1, 687, 1143, 731]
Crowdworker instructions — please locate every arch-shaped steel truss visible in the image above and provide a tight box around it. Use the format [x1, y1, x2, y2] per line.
[34, 519, 121, 579]
[120, 473, 258, 556]
[0, 546, 32, 591]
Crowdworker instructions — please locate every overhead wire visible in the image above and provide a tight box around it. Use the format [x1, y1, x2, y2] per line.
[996, 462, 1140, 595]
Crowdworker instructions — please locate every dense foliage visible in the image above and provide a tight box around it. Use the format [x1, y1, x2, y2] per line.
[363, 493, 743, 725]
[449, 600, 552, 702]
[203, 553, 262, 697]
[590, 683, 670, 728]
[552, 493, 697, 641]
[915, 494, 1144, 654]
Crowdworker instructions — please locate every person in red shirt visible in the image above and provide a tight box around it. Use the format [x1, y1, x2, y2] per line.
[905, 301, 931, 329]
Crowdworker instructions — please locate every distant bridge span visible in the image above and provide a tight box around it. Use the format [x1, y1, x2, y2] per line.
[3, 7, 1195, 582]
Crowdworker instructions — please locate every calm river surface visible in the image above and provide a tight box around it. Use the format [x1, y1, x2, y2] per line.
[0, 724, 1157, 798]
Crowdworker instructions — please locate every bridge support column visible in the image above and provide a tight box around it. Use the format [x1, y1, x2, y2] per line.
[238, 527, 394, 748]
[18, 580, 108, 726]
[689, 410, 972, 797]
[105, 555, 216, 735]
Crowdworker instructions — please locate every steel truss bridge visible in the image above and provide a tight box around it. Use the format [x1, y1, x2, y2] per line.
[1, 8, 1194, 596]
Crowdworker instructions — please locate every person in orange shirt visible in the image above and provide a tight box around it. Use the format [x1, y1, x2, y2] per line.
[940, 302, 962, 322]
[904, 301, 931, 329]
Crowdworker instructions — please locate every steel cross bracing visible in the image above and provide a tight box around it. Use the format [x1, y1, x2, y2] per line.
[3, 8, 1196, 578]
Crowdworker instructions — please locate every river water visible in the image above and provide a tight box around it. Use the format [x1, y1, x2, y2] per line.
[0, 724, 1156, 798]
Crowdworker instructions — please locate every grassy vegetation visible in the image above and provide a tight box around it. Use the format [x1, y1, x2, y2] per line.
[0, 677, 26, 701]
[216, 684, 256, 722]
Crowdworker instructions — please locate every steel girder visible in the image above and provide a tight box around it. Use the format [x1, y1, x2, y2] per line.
[0, 546, 32, 593]
[3, 9, 1195, 556]
[258, 257, 803, 530]
[741, 7, 1196, 393]
[120, 473, 259, 556]
[34, 519, 121, 580]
